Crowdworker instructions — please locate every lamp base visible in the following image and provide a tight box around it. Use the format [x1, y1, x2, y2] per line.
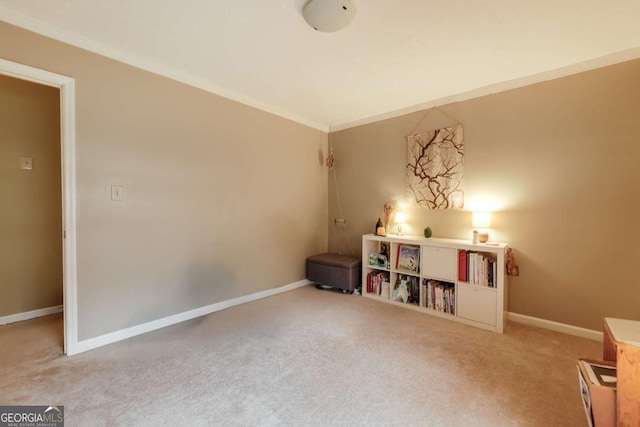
[478, 232, 489, 243]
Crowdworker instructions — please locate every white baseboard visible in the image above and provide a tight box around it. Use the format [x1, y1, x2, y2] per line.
[508, 312, 603, 342]
[75, 280, 312, 354]
[0, 305, 63, 325]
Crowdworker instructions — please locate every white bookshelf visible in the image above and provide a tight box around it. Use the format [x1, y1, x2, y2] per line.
[362, 234, 509, 333]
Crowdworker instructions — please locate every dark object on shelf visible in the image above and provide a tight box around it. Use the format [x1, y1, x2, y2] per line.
[375, 218, 385, 235]
[379, 241, 390, 260]
[424, 227, 432, 238]
[307, 253, 361, 293]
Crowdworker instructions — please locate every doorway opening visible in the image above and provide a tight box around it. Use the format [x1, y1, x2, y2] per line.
[0, 58, 78, 355]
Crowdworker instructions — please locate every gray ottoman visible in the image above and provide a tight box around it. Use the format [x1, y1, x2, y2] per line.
[306, 253, 361, 293]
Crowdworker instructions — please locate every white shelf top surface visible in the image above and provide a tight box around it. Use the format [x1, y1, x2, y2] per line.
[605, 317, 640, 346]
[364, 233, 508, 250]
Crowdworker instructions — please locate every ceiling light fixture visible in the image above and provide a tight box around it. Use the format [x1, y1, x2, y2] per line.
[303, 0, 357, 32]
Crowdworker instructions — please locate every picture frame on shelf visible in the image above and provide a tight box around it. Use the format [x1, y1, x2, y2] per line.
[368, 252, 388, 269]
[396, 245, 420, 272]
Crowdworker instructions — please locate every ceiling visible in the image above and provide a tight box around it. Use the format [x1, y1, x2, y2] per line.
[1, 0, 640, 131]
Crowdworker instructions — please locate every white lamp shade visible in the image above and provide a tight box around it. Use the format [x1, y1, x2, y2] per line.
[303, 0, 357, 32]
[472, 211, 491, 228]
[394, 212, 407, 224]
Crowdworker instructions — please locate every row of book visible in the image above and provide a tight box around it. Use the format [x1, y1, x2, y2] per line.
[421, 279, 455, 314]
[366, 272, 455, 313]
[458, 250, 498, 287]
[365, 272, 420, 305]
[365, 271, 390, 296]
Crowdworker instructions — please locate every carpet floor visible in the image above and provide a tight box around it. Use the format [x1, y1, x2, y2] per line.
[0, 285, 600, 426]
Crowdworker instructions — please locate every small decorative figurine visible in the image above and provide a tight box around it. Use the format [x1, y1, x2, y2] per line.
[506, 248, 520, 276]
[424, 227, 432, 238]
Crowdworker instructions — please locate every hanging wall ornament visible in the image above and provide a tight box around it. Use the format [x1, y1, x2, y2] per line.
[326, 151, 335, 169]
[406, 124, 464, 209]
[506, 248, 520, 276]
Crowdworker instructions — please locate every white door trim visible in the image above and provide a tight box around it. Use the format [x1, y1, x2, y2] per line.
[0, 58, 78, 355]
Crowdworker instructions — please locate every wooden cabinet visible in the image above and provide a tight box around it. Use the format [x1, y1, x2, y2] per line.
[362, 234, 508, 333]
[602, 318, 640, 426]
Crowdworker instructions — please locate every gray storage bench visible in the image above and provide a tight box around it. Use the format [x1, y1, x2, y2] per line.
[306, 252, 361, 293]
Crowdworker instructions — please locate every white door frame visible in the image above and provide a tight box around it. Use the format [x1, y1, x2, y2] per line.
[0, 58, 78, 355]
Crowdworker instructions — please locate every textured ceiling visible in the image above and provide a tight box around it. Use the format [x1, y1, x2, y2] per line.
[1, 0, 640, 130]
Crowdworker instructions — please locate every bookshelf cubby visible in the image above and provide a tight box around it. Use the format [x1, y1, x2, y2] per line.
[362, 234, 509, 333]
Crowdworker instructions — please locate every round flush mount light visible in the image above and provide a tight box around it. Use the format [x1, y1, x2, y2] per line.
[303, 0, 357, 32]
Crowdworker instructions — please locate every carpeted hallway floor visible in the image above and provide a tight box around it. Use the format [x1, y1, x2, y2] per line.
[1, 285, 599, 426]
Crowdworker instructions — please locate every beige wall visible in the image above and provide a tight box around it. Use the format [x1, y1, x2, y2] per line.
[0, 23, 328, 340]
[329, 58, 640, 331]
[0, 74, 62, 316]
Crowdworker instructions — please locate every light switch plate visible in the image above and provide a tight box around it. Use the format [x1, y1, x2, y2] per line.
[20, 157, 33, 170]
[111, 185, 124, 201]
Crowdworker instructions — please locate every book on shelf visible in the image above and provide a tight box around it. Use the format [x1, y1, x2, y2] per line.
[458, 250, 467, 282]
[408, 276, 419, 304]
[422, 279, 455, 315]
[391, 275, 420, 304]
[366, 271, 390, 297]
[396, 245, 420, 273]
[458, 251, 498, 287]
[380, 281, 391, 299]
[392, 276, 409, 303]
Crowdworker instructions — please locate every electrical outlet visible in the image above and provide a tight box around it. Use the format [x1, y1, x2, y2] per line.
[335, 218, 346, 228]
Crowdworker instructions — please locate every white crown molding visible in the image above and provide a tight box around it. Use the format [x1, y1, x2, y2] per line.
[331, 46, 640, 132]
[0, 7, 329, 132]
[5, 7, 639, 135]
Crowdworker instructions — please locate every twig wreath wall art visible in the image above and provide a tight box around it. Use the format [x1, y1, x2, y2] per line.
[406, 123, 464, 209]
